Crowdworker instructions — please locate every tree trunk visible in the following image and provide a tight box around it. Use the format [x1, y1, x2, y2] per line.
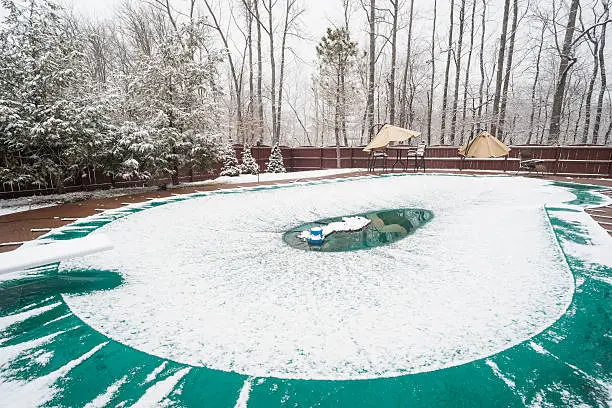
[247, 0, 255, 144]
[267, 0, 278, 144]
[255, 0, 264, 143]
[490, 0, 511, 137]
[427, 0, 437, 145]
[400, 0, 415, 128]
[275, 0, 292, 144]
[341, 65, 348, 145]
[582, 39, 599, 144]
[55, 172, 65, 194]
[449, 0, 466, 145]
[498, 0, 518, 141]
[528, 21, 545, 144]
[548, 0, 580, 145]
[592, 11, 609, 144]
[572, 91, 586, 143]
[335, 71, 342, 168]
[440, 0, 455, 144]
[460, 0, 476, 145]
[203, 0, 243, 140]
[367, 0, 376, 141]
[477, 0, 487, 132]
[389, 0, 399, 125]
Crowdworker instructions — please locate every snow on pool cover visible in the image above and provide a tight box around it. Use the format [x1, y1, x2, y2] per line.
[59, 175, 578, 380]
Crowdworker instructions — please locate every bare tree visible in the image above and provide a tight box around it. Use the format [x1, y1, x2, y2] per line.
[388, 0, 399, 124]
[367, 0, 376, 141]
[400, 0, 415, 129]
[440, 0, 455, 144]
[490, 0, 511, 137]
[460, 0, 476, 144]
[427, 0, 437, 145]
[528, 17, 546, 144]
[592, 2, 610, 144]
[449, 0, 466, 145]
[202, 0, 244, 140]
[476, 0, 487, 132]
[255, 0, 264, 142]
[548, 0, 580, 144]
[497, 0, 518, 141]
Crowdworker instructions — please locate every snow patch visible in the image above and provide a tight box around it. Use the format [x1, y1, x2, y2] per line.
[297, 216, 371, 240]
[485, 359, 516, 389]
[131, 367, 190, 408]
[143, 361, 168, 384]
[61, 175, 576, 380]
[234, 378, 253, 408]
[84, 375, 128, 408]
[0, 342, 107, 407]
[182, 168, 361, 187]
[0, 302, 62, 332]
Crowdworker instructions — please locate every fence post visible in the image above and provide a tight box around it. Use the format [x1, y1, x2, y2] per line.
[553, 146, 560, 175]
[320, 148, 323, 170]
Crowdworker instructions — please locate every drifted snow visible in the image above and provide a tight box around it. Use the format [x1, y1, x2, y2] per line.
[181, 168, 361, 187]
[61, 175, 576, 380]
[297, 216, 371, 240]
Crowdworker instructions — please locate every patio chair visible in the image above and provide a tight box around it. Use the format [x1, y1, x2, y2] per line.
[368, 148, 388, 172]
[517, 151, 546, 176]
[406, 142, 427, 172]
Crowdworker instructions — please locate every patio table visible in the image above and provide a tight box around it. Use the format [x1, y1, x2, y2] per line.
[387, 145, 417, 171]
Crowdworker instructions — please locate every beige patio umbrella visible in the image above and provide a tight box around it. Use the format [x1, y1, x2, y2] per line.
[363, 125, 421, 151]
[458, 131, 510, 158]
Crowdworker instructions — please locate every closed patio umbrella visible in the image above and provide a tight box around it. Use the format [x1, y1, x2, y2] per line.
[458, 131, 510, 158]
[363, 125, 421, 151]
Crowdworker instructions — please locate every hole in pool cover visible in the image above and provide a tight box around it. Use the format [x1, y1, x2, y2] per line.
[283, 208, 434, 252]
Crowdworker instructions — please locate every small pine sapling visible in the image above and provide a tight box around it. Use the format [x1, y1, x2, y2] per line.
[220, 140, 241, 176]
[266, 144, 286, 173]
[240, 144, 260, 174]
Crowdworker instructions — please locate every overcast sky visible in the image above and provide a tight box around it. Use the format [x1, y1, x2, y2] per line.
[0, 0, 444, 68]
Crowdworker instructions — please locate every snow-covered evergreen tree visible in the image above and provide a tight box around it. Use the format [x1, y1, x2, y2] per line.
[266, 144, 286, 173]
[0, 0, 109, 192]
[116, 19, 222, 184]
[220, 140, 240, 176]
[240, 144, 259, 175]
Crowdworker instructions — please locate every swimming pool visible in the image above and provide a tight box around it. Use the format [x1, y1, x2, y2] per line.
[0, 174, 610, 407]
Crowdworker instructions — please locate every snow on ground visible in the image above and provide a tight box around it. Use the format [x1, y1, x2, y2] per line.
[177, 168, 363, 187]
[61, 175, 578, 380]
[0, 186, 159, 215]
[0, 203, 56, 216]
[0, 170, 360, 216]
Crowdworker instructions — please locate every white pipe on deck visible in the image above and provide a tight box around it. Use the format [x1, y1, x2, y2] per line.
[0, 234, 113, 275]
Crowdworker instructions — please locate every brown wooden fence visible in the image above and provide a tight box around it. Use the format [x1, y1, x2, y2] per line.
[254, 145, 612, 177]
[2, 145, 611, 198]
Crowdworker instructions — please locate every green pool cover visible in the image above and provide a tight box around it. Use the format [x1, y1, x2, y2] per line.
[0, 175, 610, 407]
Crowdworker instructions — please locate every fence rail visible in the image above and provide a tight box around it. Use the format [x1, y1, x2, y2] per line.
[2, 145, 611, 198]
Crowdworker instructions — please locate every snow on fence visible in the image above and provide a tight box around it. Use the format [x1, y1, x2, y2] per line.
[1, 145, 611, 198]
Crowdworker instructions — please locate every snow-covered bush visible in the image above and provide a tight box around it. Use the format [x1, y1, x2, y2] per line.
[240, 144, 259, 175]
[220, 141, 240, 177]
[266, 144, 286, 173]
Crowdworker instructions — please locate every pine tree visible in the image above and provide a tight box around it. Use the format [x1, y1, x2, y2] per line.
[0, 0, 107, 192]
[240, 144, 259, 175]
[316, 27, 357, 160]
[220, 140, 241, 176]
[266, 144, 286, 173]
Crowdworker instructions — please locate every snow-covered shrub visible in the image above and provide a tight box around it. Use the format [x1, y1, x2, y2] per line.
[240, 144, 259, 175]
[220, 140, 240, 177]
[266, 144, 286, 173]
